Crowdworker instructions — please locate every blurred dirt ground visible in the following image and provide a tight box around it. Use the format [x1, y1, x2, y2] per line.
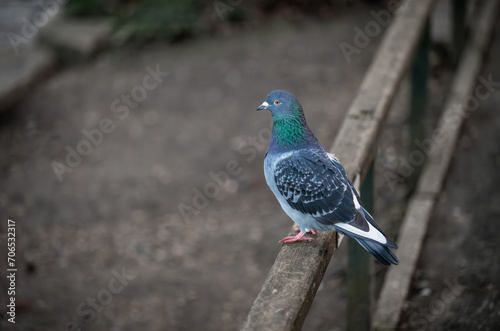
[0, 1, 498, 331]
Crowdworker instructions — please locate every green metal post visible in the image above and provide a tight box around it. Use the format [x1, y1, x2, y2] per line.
[347, 162, 374, 331]
[452, 0, 467, 64]
[408, 19, 430, 195]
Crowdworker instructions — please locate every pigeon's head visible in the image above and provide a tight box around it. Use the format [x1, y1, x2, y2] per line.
[257, 90, 303, 117]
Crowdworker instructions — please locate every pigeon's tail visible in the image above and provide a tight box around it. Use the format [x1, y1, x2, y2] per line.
[333, 207, 399, 266]
[353, 237, 399, 266]
[356, 207, 399, 266]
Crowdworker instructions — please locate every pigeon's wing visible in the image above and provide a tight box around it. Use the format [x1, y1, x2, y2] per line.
[274, 149, 357, 226]
[274, 149, 398, 256]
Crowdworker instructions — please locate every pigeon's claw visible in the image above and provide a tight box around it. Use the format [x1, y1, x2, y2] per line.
[279, 231, 314, 244]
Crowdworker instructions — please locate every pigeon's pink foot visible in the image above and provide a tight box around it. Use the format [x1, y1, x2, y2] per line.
[279, 231, 314, 244]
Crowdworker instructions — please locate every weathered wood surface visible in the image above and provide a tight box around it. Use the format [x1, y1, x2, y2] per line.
[241, 0, 436, 330]
[374, 1, 499, 329]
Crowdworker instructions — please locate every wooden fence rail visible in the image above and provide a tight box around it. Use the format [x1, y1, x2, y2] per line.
[242, 0, 496, 329]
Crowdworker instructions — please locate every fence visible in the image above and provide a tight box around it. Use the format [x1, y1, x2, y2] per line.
[241, 0, 498, 330]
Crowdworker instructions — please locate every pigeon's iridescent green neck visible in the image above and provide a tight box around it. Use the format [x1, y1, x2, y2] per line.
[271, 105, 308, 147]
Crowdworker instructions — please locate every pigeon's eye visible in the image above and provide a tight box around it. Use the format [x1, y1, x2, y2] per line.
[274, 100, 281, 105]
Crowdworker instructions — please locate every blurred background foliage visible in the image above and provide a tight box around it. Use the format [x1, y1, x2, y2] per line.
[66, 0, 203, 43]
[65, 0, 381, 44]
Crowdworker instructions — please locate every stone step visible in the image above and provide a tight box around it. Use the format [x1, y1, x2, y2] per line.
[38, 15, 113, 60]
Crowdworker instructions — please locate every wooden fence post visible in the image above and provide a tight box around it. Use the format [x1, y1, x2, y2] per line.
[347, 163, 374, 330]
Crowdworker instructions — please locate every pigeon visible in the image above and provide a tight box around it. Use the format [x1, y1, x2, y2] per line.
[257, 90, 398, 266]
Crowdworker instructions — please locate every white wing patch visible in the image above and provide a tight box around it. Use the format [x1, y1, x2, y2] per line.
[327, 152, 339, 163]
[352, 188, 361, 209]
[335, 218, 387, 244]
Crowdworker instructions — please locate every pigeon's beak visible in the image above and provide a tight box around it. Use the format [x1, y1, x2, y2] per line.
[257, 101, 269, 111]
